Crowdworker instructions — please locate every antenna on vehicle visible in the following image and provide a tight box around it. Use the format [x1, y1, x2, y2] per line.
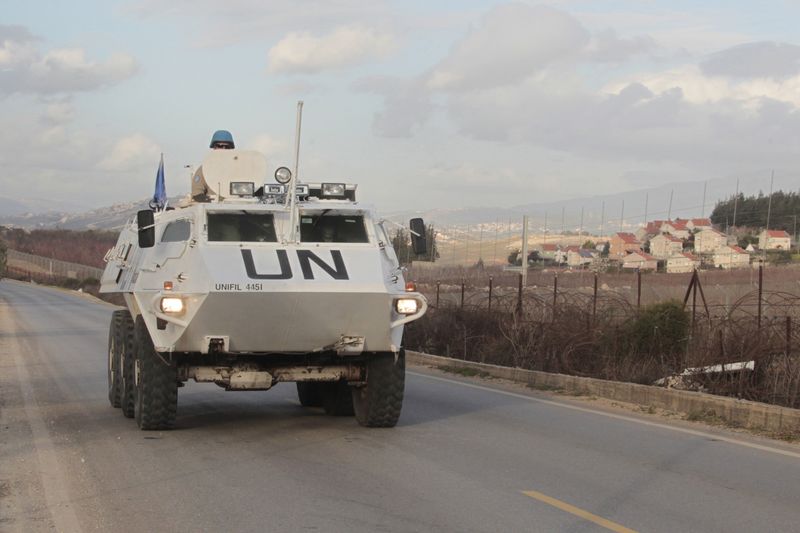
[287, 100, 304, 243]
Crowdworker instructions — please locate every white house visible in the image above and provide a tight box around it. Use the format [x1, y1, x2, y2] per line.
[713, 246, 750, 269]
[666, 253, 701, 274]
[622, 251, 658, 271]
[758, 230, 791, 251]
[567, 248, 595, 268]
[650, 233, 683, 259]
[695, 229, 727, 254]
[660, 220, 691, 240]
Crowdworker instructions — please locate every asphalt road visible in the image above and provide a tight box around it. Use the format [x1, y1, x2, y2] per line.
[2, 280, 800, 533]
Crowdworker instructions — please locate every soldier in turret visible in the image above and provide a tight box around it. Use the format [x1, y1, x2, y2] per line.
[192, 130, 235, 201]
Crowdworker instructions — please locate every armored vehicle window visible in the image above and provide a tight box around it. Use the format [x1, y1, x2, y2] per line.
[207, 213, 277, 242]
[300, 214, 368, 243]
[161, 220, 191, 243]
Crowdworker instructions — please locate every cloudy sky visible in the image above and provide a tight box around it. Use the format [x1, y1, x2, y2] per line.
[2, 0, 800, 215]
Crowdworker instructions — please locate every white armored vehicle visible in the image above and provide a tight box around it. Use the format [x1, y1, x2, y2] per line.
[100, 124, 428, 430]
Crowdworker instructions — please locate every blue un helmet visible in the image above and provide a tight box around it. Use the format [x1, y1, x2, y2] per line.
[210, 130, 235, 149]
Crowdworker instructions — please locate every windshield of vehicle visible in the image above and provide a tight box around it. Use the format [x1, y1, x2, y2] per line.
[300, 214, 369, 243]
[207, 212, 278, 242]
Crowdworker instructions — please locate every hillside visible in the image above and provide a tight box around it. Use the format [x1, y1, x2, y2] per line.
[0, 228, 119, 268]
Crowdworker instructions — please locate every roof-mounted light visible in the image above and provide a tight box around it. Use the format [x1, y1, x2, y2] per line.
[230, 182, 254, 197]
[321, 183, 346, 198]
[275, 167, 292, 184]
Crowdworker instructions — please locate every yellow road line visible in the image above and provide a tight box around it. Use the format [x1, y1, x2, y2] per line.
[522, 490, 638, 533]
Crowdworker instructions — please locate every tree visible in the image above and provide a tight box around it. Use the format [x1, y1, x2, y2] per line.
[737, 234, 758, 249]
[711, 190, 800, 231]
[601, 241, 610, 258]
[507, 250, 521, 266]
[582, 240, 596, 250]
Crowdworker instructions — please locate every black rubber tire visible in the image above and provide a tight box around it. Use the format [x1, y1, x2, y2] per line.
[296, 382, 325, 407]
[133, 316, 178, 430]
[107, 310, 124, 408]
[323, 381, 355, 416]
[119, 311, 136, 418]
[352, 350, 405, 428]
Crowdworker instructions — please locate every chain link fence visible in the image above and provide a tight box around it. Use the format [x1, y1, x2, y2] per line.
[6, 249, 104, 280]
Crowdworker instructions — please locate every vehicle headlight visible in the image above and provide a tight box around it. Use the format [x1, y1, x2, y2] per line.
[395, 298, 419, 315]
[230, 182, 255, 196]
[160, 297, 184, 314]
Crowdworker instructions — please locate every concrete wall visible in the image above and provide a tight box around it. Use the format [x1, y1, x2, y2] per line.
[408, 350, 800, 434]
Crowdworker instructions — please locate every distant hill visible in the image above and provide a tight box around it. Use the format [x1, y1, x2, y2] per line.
[0, 197, 182, 230]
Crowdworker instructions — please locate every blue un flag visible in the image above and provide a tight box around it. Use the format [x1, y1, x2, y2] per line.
[150, 153, 167, 210]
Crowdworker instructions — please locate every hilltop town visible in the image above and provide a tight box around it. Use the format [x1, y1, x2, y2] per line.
[524, 218, 793, 272]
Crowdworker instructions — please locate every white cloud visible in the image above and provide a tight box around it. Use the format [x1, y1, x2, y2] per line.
[700, 41, 800, 80]
[40, 98, 75, 125]
[99, 134, 161, 171]
[268, 25, 395, 74]
[585, 29, 657, 63]
[425, 3, 589, 92]
[0, 24, 138, 95]
[606, 63, 800, 109]
[246, 134, 287, 159]
[125, 0, 394, 47]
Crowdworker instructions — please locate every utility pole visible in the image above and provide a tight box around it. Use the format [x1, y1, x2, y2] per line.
[701, 181, 707, 217]
[478, 224, 484, 262]
[561, 206, 565, 239]
[543, 212, 548, 244]
[766, 170, 775, 230]
[464, 225, 470, 266]
[643, 192, 649, 228]
[579, 206, 584, 238]
[667, 189, 674, 221]
[600, 201, 605, 240]
[493, 218, 499, 265]
[732, 178, 739, 231]
[521, 215, 529, 286]
[451, 227, 457, 265]
[619, 199, 625, 233]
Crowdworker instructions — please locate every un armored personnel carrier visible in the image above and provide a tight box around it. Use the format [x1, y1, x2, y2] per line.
[100, 126, 428, 430]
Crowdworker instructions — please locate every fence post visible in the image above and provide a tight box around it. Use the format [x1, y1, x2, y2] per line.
[516, 273, 523, 316]
[460, 279, 465, 309]
[552, 273, 558, 322]
[757, 264, 763, 329]
[636, 268, 642, 311]
[692, 275, 697, 333]
[787, 316, 792, 356]
[488, 276, 493, 312]
[592, 272, 598, 327]
[436, 280, 440, 308]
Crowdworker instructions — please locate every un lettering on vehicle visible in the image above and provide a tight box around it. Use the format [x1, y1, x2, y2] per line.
[240, 249, 349, 281]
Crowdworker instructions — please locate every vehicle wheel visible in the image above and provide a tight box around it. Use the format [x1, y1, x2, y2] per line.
[323, 381, 355, 416]
[296, 382, 324, 407]
[352, 350, 405, 428]
[120, 311, 136, 418]
[133, 316, 178, 430]
[107, 310, 124, 408]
